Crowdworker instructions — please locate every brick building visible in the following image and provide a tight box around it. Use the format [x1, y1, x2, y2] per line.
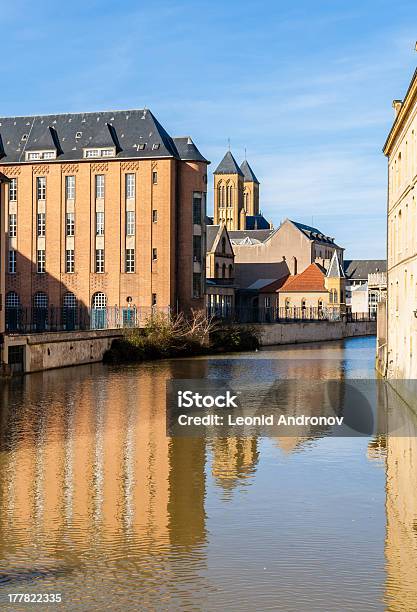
[0, 110, 208, 330]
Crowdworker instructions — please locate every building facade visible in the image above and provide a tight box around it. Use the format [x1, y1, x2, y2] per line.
[383, 68, 417, 378]
[205, 223, 235, 318]
[213, 151, 271, 231]
[0, 173, 10, 357]
[344, 260, 386, 315]
[0, 110, 208, 332]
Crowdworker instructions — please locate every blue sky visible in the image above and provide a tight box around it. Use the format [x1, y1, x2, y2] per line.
[3, 0, 417, 258]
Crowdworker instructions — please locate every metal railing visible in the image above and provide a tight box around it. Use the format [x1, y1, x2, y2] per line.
[207, 306, 376, 324]
[5, 306, 170, 334]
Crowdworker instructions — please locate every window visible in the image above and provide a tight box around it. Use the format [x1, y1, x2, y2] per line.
[95, 249, 104, 273]
[66, 212, 75, 237]
[6, 291, 20, 307]
[229, 264, 233, 278]
[37, 212, 46, 237]
[65, 250, 75, 273]
[193, 235, 201, 262]
[152, 171, 158, 184]
[152, 210, 158, 223]
[193, 273, 201, 299]
[37, 250, 46, 274]
[96, 212, 104, 236]
[193, 192, 202, 225]
[221, 237, 226, 254]
[37, 177, 46, 200]
[33, 292, 48, 308]
[27, 151, 56, 161]
[125, 249, 135, 273]
[126, 174, 135, 198]
[9, 178, 17, 201]
[152, 143, 160, 150]
[65, 175, 75, 199]
[126, 211, 135, 236]
[9, 214, 17, 237]
[36, 212, 47, 237]
[92, 292, 107, 308]
[63, 292, 77, 308]
[8, 250, 16, 274]
[152, 248, 158, 261]
[152, 293, 157, 306]
[95, 175, 105, 199]
[222, 263, 226, 278]
[85, 148, 114, 158]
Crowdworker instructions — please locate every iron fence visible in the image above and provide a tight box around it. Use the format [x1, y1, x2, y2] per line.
[207, 305, 376, 324]
[5, 306, 170, 334]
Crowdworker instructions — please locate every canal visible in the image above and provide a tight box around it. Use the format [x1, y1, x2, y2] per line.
[0, 336, 416, 611]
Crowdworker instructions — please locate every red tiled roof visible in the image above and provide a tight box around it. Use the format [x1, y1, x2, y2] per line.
[278, 263, 327, 293]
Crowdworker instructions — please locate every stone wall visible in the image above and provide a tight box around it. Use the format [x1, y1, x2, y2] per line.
[3, 329, 123, 373]
[254, 320, 376, 346]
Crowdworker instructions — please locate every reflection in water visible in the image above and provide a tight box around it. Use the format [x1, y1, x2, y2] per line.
[385, 387, 417, 611]
[0, 338, 415, 610]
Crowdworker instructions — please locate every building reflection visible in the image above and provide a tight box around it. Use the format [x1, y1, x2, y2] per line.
[0, 362, 208, 592]
[384, 387, 417, 611]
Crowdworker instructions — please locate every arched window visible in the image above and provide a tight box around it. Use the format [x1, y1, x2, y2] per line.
[6, 291, 20, 307]
[33, 292, 48, 308]
[5, 292, 20, 331]
[221, 236, 226, 254]
[63, 292, 77, 308]
[228, 264, 233, 278]
[63, 292, 77, 330]
[285, 298, 291, 310]
[32, 292, 48, 332]
[301, 298, 306, 310]
[222, 263, 226, 278]
[92, 292, 107, 309]
[91, 292, 107, 329]
[215, 263, 219, 278]
[318, 299, 323, 310]
[227, 184, 233, 207]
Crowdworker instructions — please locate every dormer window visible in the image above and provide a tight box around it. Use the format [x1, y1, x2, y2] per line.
[26, 150, 56, 161]
[84, 147, 115, 158]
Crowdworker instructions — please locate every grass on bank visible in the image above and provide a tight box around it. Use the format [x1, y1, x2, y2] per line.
[103, 310, 260, 363]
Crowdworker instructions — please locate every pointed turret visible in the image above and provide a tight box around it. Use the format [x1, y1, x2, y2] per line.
[240, 159, 259, 216]
[214, 151, 244, 176]
[325, 250, 346, 310]
[213, 151, 244, 230]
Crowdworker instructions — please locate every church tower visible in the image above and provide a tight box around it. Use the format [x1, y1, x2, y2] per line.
[213, 151, 244, 230]
[240, 160, 259, 217]
[325, 251, 346, 313]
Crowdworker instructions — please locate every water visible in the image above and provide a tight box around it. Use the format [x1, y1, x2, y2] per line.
[0, 336, 416, 611]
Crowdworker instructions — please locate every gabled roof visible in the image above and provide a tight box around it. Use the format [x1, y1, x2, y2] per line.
[343, 259, 387, 280]
[206, 223, 233, 254]
[240, 159, 259, 183]
[0, 109, 208, 164]
[214, 151, 244, 176]
[278, 263, 327, 293]
[245, 214, 271, 230]
[326, 251, 345, 278]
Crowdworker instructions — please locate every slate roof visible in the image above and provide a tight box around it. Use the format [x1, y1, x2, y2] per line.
[206, 225, 221, 252]
[0, 109, 208, 164]
[240, 160, 259, 183]
[343, 260, 387, 280]
[173, 137, 208, 162]
[326, 251, 345, 278]
[214, 151, 244, 176]
[245, 214, 271, 230]
[229, 229, 274, 244]
[289, 220, 339, 246]
[278, 263, 327, 293]
[247, 277, 289, 292]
